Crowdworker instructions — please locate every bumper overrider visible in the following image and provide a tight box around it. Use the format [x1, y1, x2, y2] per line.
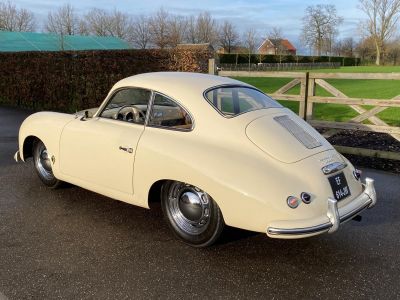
[267, 178, 377, 238]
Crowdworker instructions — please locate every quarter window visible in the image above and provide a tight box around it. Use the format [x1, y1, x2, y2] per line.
[148, 93, 193, 130]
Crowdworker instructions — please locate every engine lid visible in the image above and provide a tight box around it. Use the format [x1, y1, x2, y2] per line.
[245, 112, 334, 163]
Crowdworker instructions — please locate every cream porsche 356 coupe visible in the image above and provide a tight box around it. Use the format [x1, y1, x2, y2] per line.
[14, 72, 377, 247]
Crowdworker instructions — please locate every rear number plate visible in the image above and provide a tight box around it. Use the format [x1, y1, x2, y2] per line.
[328, 172, 351, 201]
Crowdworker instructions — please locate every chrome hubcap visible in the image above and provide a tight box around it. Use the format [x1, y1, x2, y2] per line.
[36, 143, 53, 180]
[167, 182, 211, 235]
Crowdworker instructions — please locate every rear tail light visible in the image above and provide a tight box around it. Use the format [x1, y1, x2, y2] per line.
[353, 169, 362, 181]
[301, 192, 312, 204]
[287, 196, 300, 209]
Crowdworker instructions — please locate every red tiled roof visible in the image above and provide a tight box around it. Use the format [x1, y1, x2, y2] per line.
[280, 39, 296, 51]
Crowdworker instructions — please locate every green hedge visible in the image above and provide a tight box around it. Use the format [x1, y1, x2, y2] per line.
[218, 54, 360, 66]
[0, 48, 213, 112]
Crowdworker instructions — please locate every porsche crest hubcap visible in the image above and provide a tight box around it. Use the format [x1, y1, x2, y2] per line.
[35, 143, 53, 180]
[167, 182, 211, 235]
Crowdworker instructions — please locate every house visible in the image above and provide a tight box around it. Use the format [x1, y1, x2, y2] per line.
[257, 38, 297, 55]
[0, 31, 130, 52]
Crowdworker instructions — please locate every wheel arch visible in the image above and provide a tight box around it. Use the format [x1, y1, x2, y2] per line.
[147, 179, 168, 207]
[22, 135, 40, 161]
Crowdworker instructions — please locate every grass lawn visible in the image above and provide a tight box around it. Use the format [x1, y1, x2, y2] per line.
[232, 66, 400, 126]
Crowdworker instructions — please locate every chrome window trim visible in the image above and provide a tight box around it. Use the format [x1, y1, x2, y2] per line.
[203, 84, 283, 118]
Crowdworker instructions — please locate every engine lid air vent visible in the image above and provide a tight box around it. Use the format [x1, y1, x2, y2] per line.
[274, 115, 322, 149]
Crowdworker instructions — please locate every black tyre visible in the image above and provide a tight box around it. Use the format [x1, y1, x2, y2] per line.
[33, 140, 62, 188]
[161, 181, 225, 247]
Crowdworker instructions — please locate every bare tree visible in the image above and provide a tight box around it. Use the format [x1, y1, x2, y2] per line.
[333, 37, 355, 56]
[218, 20, 239, 53]
[301, 4, 343, 56]
[195, 11, 218, 44]
[342, 37, 355, 57]
[149, 8, 170, 49]
[82, 8, 134, 41]
[77, 19, 89, 35]
[107, 10, 133, 40]
[356, 36, 376, 61]
[131, 15, 151, 49]
[268, 26, 283, 41]
[333, 40, 342, 56]
[243, 28, 258, 67]
[186, 15, 198, 43]
[167, 15, 187, 47]
[0, 1, 36, 31]
[45, 4, 79, 35]
[387, 38, 400, 64]
[359, 0, 400, 65]
[83, 8, 110, 36]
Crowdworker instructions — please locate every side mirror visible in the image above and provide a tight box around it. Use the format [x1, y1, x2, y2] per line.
[80, 110, 89, 121]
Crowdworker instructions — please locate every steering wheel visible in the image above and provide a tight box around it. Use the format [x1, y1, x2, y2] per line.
[115, 105, 145, 123]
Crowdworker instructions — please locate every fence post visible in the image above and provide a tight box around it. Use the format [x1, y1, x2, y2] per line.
[208, 58, 216, 75]
[306, 76, 315, 121]
[299, 72, 309, 120]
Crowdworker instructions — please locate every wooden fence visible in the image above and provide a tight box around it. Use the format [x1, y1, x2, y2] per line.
[219, 62, 341, 72]
[215, 67, 400, 160]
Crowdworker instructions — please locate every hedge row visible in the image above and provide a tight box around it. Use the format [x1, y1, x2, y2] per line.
[218, 54, 360, 66]
[0, 48, 213, 112]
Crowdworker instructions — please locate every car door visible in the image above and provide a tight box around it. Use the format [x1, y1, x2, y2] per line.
[59, 87, 152, 195]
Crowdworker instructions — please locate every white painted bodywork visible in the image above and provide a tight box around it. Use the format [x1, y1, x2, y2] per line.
[16, 72, 376, 236]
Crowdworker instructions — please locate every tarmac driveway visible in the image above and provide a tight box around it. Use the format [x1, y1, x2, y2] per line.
[0, 106, 399, 299]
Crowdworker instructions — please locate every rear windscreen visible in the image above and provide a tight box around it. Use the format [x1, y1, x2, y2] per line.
[204, 86, 282, 117]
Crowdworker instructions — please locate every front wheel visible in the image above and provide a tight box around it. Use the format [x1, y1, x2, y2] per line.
[33, 140, 62, 188]
[161, 181, 225, 247]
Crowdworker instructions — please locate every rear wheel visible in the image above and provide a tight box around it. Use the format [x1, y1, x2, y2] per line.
[161, 181, 225, 247]
[33, 140, 62, 188]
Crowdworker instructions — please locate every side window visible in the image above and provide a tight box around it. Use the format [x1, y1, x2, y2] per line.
[148, 93, 193, 130]
[100, 88, 151, 124]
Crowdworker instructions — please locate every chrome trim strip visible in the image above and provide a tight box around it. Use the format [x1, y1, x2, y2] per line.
[267, 222, 331, 235]
[267, 177, 376, 237]
[340, 199, 372, 223]
[322, 161, 347, 175]
[14, 150, 21, 162]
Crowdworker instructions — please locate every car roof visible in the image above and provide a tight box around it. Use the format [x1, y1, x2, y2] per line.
[112, 72, 251, 100]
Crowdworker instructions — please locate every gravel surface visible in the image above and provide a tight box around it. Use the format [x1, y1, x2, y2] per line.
[321, 129, 400, 173]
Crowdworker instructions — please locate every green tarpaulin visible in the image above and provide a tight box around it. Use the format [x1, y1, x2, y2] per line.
[0, 31, 130, 52]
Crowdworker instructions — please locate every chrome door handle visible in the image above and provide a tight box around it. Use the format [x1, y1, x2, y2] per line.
[119, 146, 133, 153]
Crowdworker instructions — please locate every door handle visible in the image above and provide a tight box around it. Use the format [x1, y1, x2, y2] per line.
[119, 146, 133, 153]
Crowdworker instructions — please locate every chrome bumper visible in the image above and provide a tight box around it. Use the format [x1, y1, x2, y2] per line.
[267, 177, 376, 237]
[14, 150, 21, 162]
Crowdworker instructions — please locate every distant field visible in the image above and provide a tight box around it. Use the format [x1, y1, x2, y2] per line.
[232, 66, 400, 126]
